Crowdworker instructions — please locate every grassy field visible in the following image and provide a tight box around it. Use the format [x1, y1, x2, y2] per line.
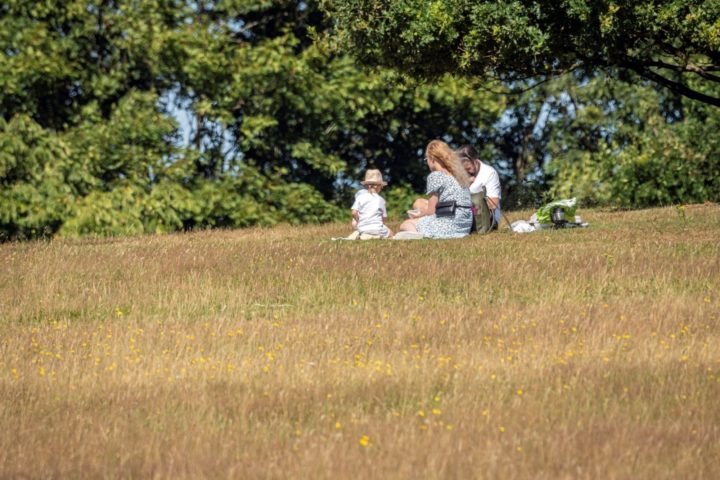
[1, 205, 719, 478]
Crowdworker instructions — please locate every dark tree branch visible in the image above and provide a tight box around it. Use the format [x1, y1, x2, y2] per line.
[629, 66, 720, 108]
[684, 62, 720, 82]
[652, 37, 720, 72]
[474, 63, 582, 96]
[474, 76, 554, 95]
[639, 59, 720, 83]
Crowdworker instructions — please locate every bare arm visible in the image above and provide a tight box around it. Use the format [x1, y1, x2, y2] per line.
[351, 209, 360, 221]
[486, 197, 500, 210]
[424, 193, 439, 215]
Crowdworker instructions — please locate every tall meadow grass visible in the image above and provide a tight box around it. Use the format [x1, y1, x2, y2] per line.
[1, 205, 719, 478]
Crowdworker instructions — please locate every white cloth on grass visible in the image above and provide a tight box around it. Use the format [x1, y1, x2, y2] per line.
[510, 220, 536, 233]
[331, 231, 386, 241]
[392, 231, 424, 240]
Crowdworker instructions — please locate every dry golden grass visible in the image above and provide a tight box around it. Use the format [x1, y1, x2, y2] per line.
[1, 205, 719, 479]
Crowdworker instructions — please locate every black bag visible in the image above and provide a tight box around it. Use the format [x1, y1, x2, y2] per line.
[435, 200, 457, 217]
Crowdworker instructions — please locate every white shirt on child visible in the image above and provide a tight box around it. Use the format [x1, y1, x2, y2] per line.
[352, 189, 389, 236]
[469, 161, 502, 224]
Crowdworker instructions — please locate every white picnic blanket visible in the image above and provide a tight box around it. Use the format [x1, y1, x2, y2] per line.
[331, 231, 385, 241]
[331, 231, 425, 241]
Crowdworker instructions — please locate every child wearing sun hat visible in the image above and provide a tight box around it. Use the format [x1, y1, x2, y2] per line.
[350, 169, 393, 239]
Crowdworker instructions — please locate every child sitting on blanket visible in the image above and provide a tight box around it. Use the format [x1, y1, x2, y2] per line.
[351, 169, 393, 238]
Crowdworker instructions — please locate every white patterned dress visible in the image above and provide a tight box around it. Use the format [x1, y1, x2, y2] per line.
[416, 172, 473, 239]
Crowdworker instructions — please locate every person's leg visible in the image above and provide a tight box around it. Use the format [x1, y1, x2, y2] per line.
[399, 218, 419, 232]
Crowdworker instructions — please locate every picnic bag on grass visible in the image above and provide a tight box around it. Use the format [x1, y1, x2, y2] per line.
[471, 187, 495, 234]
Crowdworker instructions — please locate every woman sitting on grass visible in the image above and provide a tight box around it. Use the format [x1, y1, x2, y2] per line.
[399, 140, 473, 239]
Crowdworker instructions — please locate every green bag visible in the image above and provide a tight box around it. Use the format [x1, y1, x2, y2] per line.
[471, 187, 494, 234]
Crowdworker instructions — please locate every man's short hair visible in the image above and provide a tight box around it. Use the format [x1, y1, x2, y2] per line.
[456, 144, 479, 162]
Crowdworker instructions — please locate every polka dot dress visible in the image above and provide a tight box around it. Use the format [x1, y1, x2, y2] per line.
[416, 172, 473, 239]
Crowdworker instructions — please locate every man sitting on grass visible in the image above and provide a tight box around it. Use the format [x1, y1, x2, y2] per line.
[456, 144, 502, 229]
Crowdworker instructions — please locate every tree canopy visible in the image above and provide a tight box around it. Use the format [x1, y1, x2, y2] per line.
[328, 0, 720, 106]
[0, 0, 506, 239]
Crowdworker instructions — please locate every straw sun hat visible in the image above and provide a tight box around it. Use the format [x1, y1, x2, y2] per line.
[361, 169, 388, 186]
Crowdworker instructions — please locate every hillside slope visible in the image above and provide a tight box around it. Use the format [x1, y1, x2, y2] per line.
[1, 205, 719, 478]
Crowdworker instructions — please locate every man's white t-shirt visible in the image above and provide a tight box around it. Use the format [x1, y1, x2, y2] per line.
[352, 189, 389, 236]
[469, 161, 502, 224]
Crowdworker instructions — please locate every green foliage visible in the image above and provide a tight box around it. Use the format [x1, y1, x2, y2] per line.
[329, 0, 720, 106]
[3, 0, 444, 239]
[0, 0, 182, 128]
[545, 75, 720, 207]
[56, 170, 344, 238]
[4, 0, 511, 240]
[0, 115, 75, 239]
[381, 183, 420, 221]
